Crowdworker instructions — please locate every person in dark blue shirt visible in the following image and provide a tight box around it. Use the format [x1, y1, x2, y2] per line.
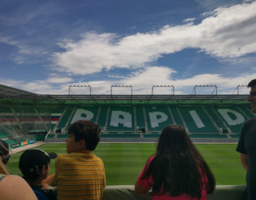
[19, 149, 57, 200]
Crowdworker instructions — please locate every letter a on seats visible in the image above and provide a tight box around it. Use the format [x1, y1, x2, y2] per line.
[110, 111, 132, 128]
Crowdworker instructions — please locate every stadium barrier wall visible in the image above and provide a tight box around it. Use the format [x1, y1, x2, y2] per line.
[102, 185, 246, 200]
[44, 137, 239, 143]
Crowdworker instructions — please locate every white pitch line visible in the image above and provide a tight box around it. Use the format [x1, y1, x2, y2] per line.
[210, 157, 222, 166]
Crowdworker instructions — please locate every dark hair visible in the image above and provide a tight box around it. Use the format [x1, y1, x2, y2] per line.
[19, 149, 52, 183]
[68, 120, 101, 151]
[141, 125, 215, 199]
[24, 163, 49, 183]
[248, 79, 256, 88]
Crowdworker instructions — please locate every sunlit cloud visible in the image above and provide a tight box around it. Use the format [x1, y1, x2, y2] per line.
[53, 2, 256, 75]
[0, 67, 253, 95]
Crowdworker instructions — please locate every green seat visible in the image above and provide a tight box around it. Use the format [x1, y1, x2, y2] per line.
[57, 134, 68, 138]
[47, 134, 55, 138]
[101, 134, 140, 138]
[189, 134, 228, 138]
[143, 134, 159, 138]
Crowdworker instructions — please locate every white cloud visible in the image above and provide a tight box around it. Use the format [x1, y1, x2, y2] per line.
[0, 67, 254, 95]
[183, 18, 195, 22]
[46, 77, 73, 84]
[53, 2, 256, 75]
[243, 0, 254, 3]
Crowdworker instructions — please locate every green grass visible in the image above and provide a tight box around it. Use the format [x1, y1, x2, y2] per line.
[6, 143, 246, 185]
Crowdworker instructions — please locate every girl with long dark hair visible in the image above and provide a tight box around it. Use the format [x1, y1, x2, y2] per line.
[135, 125, 215, 200]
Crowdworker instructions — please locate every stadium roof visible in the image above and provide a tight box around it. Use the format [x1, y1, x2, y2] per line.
[0, 84, 249, 105]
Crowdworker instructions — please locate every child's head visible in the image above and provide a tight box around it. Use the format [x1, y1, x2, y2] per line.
[0, 140, 11, 165]
[66, 120, 101, 153]
[157, 125, 193, 154]
[19, 149, 57, 183]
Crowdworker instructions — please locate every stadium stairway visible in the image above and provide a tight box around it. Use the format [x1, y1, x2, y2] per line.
[102, 185, 246, 200]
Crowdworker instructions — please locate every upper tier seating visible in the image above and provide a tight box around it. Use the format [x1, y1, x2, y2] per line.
[107, 106, 134, 131]
[136, 106, 145, 130]
[212, 106, 248, 134]
[65, 106, 99, 131]
[97, 106, 108, 129]
[178, 106, 219, 134]
[145, 106, 173, 131]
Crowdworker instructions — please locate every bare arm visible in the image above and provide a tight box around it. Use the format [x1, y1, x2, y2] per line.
[42, 173, 55, 185]
[0, 175, 37, 200]
[240, 153, 248, 172]
[135, 180, 149, 194]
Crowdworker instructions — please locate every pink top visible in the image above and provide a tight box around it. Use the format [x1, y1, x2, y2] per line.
[137, 156, 208, 200]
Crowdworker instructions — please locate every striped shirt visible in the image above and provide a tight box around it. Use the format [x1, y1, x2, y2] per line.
[51, 150, 105, 200]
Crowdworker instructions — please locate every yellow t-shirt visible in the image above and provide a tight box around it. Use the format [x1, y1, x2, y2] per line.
[51, 150, 105, 200]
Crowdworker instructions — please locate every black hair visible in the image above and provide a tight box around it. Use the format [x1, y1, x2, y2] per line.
[23, 160, 49, 183]
[141, 125, 215, 199]
[68, 120, 101, 151]
[248, 79, 256, 88]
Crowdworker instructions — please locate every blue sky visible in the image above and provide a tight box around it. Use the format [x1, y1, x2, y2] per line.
[0, 0, 255, 95]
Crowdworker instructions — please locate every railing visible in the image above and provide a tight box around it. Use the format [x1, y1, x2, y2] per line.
[102, 185, 246, 200]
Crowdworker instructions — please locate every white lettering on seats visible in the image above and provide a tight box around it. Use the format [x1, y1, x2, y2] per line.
[71, 109, 94, 123]
[149, 112, 168, 128]
[110, 111, 132, 128]
[189, 110, 205, 128]
[217, 109, 245, 125]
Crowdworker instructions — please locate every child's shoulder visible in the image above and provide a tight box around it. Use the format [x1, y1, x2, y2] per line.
[93, 154, 104, 162]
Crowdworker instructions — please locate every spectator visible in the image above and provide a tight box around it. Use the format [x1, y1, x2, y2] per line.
[236, 79, 256, 200]
[0, 140, 37, 200]
[135, 125, 215, 200]
[19, 149, 57, 200]
[49, 120, 105, 200]
[0, 140, 11, 165]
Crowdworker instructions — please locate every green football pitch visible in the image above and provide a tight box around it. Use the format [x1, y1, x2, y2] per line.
[6, 143, 246, 185]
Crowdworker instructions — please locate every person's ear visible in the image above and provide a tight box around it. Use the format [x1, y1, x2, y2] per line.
[41, 165, 47, 175]
[78, 139, 86, 149]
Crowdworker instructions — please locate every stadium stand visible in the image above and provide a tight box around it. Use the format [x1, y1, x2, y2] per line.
[189, 134, 228, 138]
[0, 131, 7, 139]
[145, 106, 174, 132]
[57, 106, 74, 130]
[0, 106, 12, 113]
[204, 107, 227, 132]
[97, 106, 109, 131]
[169, 106, 184, 126]
[3, 138, 17, 145]
[135, 106, 145, 133]
[107, 106, 134, 132]
[101, 134, 140, 138]
[0, 83, 253, 143]
[50, 106, 65, 130]
[13, 106, 36, 113]
[178, 106, 219, 134]
[47, 134, 55, 138]
[213, 106, 246, 134]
